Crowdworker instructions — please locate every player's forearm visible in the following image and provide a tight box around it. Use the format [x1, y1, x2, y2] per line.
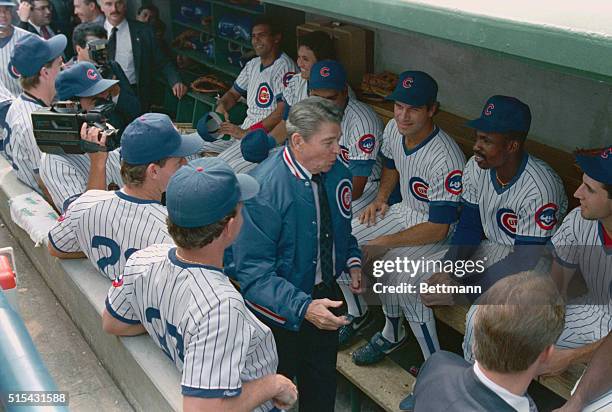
[375, 167, 399, 203]
[564, 334, 612, 410]
[215, 90, 239, 114]
[370, 221, 449, 248]
[101, 309, 146, 336]
[259, 102, 284, 132]
[183, 375, 280, 412]
[86, 160, 107, 191]
[269, 120, 287, 144]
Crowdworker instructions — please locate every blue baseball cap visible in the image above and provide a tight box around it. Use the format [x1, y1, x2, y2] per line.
[309, 60, 347, 91]
[55, 62, 118, 100]
[386, 71, 438, 107]
[466, 95, 531, 134]
[166, 157, 260, 228]
[575, 147, 612, 184]
[240, 129, 276, 163]
[195, 112, 226, 142]
[121, 113, 204, 165]
[9, 34, 66, 77]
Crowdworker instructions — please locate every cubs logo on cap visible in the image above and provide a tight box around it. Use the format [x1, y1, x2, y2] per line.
[445, 170, 463, 195]
[484, 103, 495, 116]
[336, 179, 352, 218]
[86, 68, 98, 80]
[320, 66, 331, 77]
[409, 177, 429, 202]
[256, 82, 273, 108]
[496, 208, 517, 238]
[535, 203, 558, 231]
[7, 62, 20, 79]
[402, 77, 414, 88]
[358, 134, 375, 154]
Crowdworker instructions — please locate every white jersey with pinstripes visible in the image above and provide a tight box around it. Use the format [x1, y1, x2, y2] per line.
[462, 154, 568, 244]
[4, 93, 45, 193]
[552, 207, 611, 314]
[40, 150, 123, 212]
[0, 27, 32, 97]
[106, 244, 278, 410]
[282, 72, 308, 107]
[233, 53, 297, 129]
[381, 120, 466, 228]
[48, 190, 171, 281]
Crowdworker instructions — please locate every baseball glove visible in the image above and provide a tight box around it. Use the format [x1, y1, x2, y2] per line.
[171, 29, 200, 49]
[361, 71, 398, 97]
[190, 75, 230, 94]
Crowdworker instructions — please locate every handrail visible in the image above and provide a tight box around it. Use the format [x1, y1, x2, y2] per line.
[0, 290, 68, 411]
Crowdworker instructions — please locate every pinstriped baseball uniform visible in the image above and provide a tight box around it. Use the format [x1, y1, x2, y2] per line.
[202, 53, 297, 157]
[337, 97, 384, 215]
[40, 149, 123, 212]
[4, 93, 45, 194]
[106, 244, 279, 411]
[552, 207, 612, 348]
[0, 27, 31, 97]
[460, 153, 568, 362]
[47, 189, 171, 281]
[0, 80, 13, 157]
[351, 121, 466, 244]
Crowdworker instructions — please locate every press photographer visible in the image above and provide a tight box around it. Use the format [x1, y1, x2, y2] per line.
[38, 61, 124, 212]
[68, 22, 141, 125]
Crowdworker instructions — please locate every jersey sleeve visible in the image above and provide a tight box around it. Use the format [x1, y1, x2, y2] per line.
[550, 208, 581, 268]
[104, 249, 148, 325]
[380, 121, 397, 169]
[47, 206, 81, 254]
[460, 157, 480, 206]
[345, 106, 384, 177]
[181, 301, 253, 398]
[426, 144, 466, 224]
[232, 62, 251, 97]
[514, 176, 566, 243]
[271, 60, 296, 103]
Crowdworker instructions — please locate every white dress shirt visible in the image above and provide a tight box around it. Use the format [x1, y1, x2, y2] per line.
[473, 362, 531, 412]
[104, 19, 136, 84]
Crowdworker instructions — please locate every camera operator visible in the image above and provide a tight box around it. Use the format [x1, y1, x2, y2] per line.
[40, 61, 124, 212]
[68, 21, 141, 125]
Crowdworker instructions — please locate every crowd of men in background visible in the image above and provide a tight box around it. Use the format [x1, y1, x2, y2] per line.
[0, 1, 610, 411]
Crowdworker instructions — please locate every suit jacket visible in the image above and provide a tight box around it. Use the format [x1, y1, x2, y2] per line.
[126, 19, 181, 111]
[413, 351, 518, 412]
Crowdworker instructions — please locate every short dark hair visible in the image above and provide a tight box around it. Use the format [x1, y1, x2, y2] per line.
[137, 4, 159, 16]
[252, 16, 281, 36]
[72, 22, 107, 50]
[297, 31, 335, 61]
[82, 0, 100, 7]
[605, 184, 612, 199]
[167, 207, 237, 249]
[120, 158, 168, 187]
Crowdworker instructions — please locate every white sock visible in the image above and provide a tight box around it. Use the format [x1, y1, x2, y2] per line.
[408, 319, 440, 360]
[339, 283, 368, 317]
[382, 316, 405, 343]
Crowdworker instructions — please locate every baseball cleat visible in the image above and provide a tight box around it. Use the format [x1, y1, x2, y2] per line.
[351, 331, 406, 365]
[338, 311, 372, 348]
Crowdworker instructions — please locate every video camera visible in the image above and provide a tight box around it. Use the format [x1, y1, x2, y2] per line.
[87, 39, 113, 79]
[31, 101, 119, 155]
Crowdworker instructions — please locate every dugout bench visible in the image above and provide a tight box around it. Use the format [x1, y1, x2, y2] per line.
[337, 97, 587, 411]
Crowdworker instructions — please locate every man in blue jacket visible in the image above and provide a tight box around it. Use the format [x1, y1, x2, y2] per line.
[232, 96, 363, 411]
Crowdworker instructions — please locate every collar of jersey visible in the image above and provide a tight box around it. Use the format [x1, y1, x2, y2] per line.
[490, 151, 529, 195]
[402, 125, 439, 156]
[259, 52, 282, 72]
[115, 190, 162, 205]
[597, 223, 612, 254]
[20, 92, 47, 107]
[282, 146, 310, 180]
[168, 247, 225, 272]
